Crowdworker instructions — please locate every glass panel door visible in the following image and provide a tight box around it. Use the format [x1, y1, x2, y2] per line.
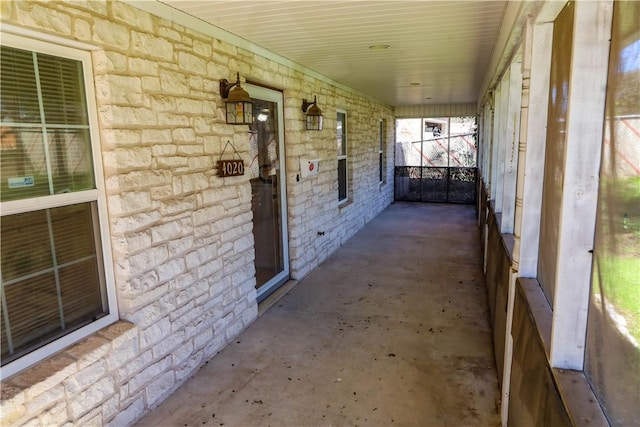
[246, 85, 289, 302]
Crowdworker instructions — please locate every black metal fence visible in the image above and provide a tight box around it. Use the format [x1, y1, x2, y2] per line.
[394, 166, 477, 204]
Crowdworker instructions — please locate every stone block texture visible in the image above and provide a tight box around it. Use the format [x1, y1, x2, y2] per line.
[0, 1, 394, 425]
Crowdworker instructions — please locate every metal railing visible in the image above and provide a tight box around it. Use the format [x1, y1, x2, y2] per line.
[394, 132, 477, 204]
[394, 166, 477, 204]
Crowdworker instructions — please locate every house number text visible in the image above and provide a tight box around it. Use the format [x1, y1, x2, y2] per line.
[218, 160, 245, 177]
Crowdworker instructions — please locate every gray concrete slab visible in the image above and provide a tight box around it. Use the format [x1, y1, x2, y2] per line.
[137, 202, 501, 427]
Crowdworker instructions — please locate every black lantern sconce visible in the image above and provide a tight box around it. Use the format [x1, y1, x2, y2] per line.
[220, 72, 253, 125]
[301, 96, 323, 131]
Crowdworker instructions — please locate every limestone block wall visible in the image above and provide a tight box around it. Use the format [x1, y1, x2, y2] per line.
[286, 90, 395, 278]
[0, 1, 394, 426]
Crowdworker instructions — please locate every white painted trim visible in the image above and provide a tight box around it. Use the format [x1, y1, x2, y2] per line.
[379, 119, 385, 184]
[479, 1, 567, 108]
[500, 269, 519, 427]
[479, 1, 528, 103]
[483, 223, 489, 274]
[337, 108, 349, 205]
[1, 31, 95, 62]
[536, 1, 570, 24]
[500, 59, 523, 234]
[517, 22, 554, 277]
[482, 103, 493, 191]
[0, 24, 99, 51]
[1, 191, 99, 216]
[549, 0, 613, 370]
[477, 115, 484, 187]
[247, 85, 290, 302]
[83, 38, 120, 334]
[495, 70, 511, 212]
[490, 85, 502, 200]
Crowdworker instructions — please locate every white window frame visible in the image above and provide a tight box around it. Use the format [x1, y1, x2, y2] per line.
[0, 32, 118, 380]
[517, 21, 553, 278]
[337, 109, 348, 204]
[500, 57, 523, 234]
[490, 83, 502, 203]
[547, 0, 611, 370]
[378, 119, 385, 184]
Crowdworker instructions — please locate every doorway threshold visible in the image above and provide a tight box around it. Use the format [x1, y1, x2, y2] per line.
[258, 279, 299, 316]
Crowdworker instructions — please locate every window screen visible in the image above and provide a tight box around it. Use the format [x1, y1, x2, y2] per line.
[584, 2, 640, 425]
[537, 2, 574, 306]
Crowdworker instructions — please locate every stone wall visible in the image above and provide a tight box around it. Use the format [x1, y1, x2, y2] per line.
[0, 1, 394, 426]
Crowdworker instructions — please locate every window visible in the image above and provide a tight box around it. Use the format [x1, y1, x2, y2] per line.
[394, 116, 477, 203]
[395, 117, 477, 168]
[337, 110, 348, 203]
[378, 119, 385, 183]
[585, 1, 640, 425]
[0, 34, 116, 378]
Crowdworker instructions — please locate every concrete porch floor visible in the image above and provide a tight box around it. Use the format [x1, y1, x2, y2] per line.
[136, 202, 501, 427]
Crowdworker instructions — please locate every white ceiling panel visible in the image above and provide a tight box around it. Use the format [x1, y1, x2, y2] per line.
[159, 0, 507, 106]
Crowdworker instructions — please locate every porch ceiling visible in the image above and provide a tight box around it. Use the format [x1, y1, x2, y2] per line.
[158, 0, 507, 107]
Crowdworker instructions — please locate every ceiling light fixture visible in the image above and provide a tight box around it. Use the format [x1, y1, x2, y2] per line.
[368, 44, 391, 51]
[257, 108, 270, 122]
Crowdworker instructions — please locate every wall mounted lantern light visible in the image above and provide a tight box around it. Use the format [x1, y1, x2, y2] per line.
[301, 96, 323, 131]
[220, 72, 253, 125]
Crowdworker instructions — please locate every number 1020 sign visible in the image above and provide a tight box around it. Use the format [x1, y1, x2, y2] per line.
[218, 160, 245, 177]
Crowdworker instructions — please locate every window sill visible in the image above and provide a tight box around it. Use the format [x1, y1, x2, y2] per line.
[519, 278, 552, 355]
[338, 199, 352, 209]
[516, 279, 608, 427]
[553, 369, 609, 427]
[1, 321, 136, 425]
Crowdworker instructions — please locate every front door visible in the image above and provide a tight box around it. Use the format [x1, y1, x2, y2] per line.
[247, 85, 289, 302]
